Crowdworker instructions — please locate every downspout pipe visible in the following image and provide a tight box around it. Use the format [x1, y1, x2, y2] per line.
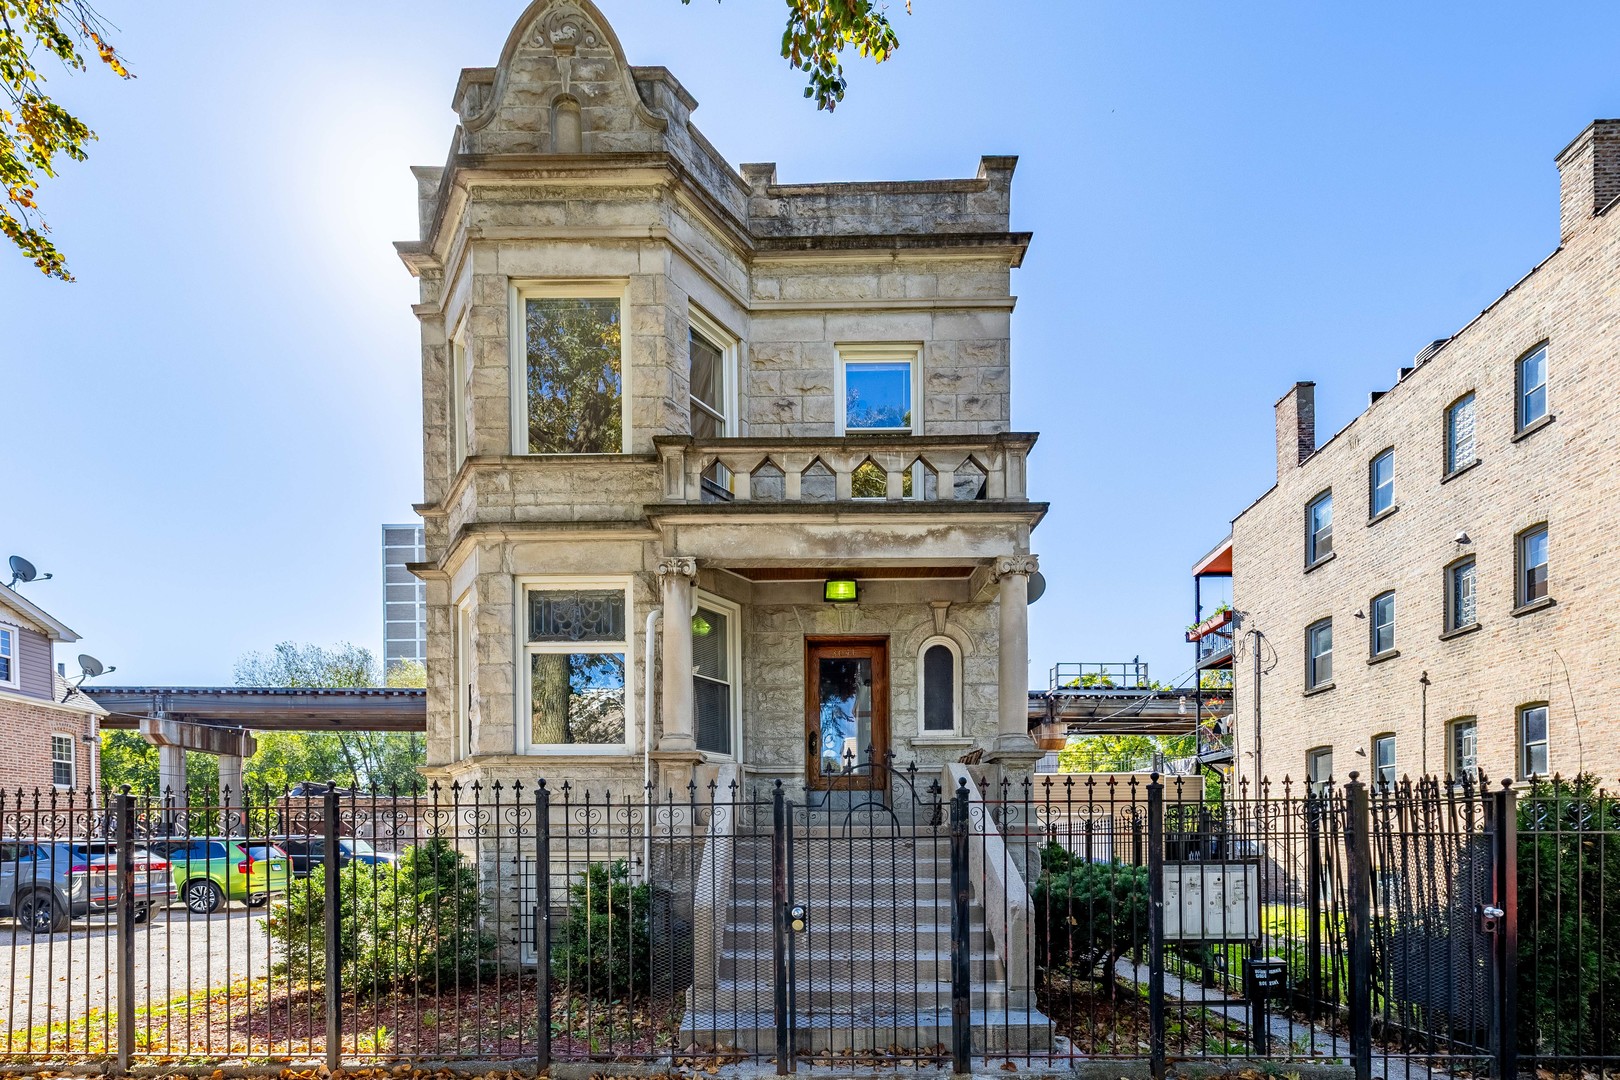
[642, 606, 663, 881]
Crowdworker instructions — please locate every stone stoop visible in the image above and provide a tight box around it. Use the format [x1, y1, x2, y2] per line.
[684, 821, 1054, 1054]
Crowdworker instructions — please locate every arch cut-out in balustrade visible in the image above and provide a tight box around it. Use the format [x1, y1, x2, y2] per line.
[801, 458, 836, 502]
[954, 457, 989, 501]
[851, 458, 887, 499]
[750, 458, 785, 502]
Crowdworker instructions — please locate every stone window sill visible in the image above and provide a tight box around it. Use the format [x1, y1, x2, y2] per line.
[1512, 413, 1556, 444]
[1304, 552, 1337, 575]
[1303, 681, 1336, 698]
[1367, 649, 1401, 666]
[1441, 458, 1482, 485]
[912, 736, 974, 747]
[1440, 622, 1482, 642]
[1367, 505, 1399, 528]
[1511, 596, 1556, 618]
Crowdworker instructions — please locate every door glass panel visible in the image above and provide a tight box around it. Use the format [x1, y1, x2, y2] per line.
[817, 656, 873, 775]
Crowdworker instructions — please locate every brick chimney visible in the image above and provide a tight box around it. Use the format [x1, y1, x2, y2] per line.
[1275, 381, 1316, 478]
[1556, 119, 1620, 243]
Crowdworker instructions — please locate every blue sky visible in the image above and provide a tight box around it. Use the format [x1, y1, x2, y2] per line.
[5, 1, 1619, 689]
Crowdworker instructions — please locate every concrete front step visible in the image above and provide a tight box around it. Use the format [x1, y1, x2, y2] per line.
[708, 983, 1009, 1011]
[723, 927, 990, 953]
[719, 950, 997, 980]
[681, 1007, 1055, 1054]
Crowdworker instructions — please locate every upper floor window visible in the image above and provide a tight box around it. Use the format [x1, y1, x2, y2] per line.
[919, 638, 962, 736]
[1518, 524, 1549, 607]
[522, 582, 629, 751]
[838, 345, 918, 435]
[1370, 591, 1396, 656]
[1445, 393, 1477, 475]
[1520, 704, 1549, 778]
[1369, 448, 1395, 518]
[688, 315, 736, 439]
[0, 625, 15, 688]
[515, 284, 625, 455]
[51, 734, 75, 790]
[1446, 557, 1477, 632]
[451, 330, 471, 468]
[1306, 618, 1333, 690]
[1517, 344, 1548, 431]
[1372, 733, 1396, 788]
[693, 601, 737, 757]
[1449, 717, 1478, 783]
[1306, 491, 1333, 565]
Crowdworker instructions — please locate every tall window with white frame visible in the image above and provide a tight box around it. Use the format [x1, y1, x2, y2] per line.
[1449, 718, 1478, 783]
[1370, 591, 1396, 656]
[920, 640, 959, 736]
[1446, 393, 1477, 475]
[1518, 525, 1549, 607]
[51, 734, 75, 789]
[1306, 491, 1333, 566]
[523, 586, 628, 749]
[839, 345, 917, 435]
[1369, 448, 1395, 518]
[692, 604, 733, 756]
[1446, 557, 1477, 632]
[689, 321, 735, 499]
[1306, 619, 1333, 690]
[451, 332, 472, 468]
[1517, 344, 1548, 431]
[0, 624, 14, 687]
[1306, 746, 1334, 795]
[518, 287, 624, 454]
[1372, 734, 1396, 788]
[1520, 704, 1549, 778]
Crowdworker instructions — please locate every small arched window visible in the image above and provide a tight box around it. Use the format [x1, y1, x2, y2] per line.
[919, 638, 960, 735]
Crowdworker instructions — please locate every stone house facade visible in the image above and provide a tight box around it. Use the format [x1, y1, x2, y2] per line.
[0, 583, 103, 793]
[397, 0, 1047, 804]
[1221, 119, 1620, 789]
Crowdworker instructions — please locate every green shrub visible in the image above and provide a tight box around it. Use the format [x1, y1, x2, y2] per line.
[1517, 775, 1620, 1056]
[1034, 842, 1149, 984]
[265, 837, 492, 996]
[550, 860, 652, 1001]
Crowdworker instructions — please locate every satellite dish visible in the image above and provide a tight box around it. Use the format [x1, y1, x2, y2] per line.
[1026, 571, 1047, 605]
[7, 556, 51, 588]
[79, 655, 108, 679]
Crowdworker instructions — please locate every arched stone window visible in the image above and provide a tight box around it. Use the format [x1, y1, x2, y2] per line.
[918, 637, 961, 736]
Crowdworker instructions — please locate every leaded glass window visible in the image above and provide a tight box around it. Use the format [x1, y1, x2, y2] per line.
[1446, 393, 1476, 474]
[524, 295, 623, 454]
[529, 590, 626, 643]
[1448, 558, 1477, 631]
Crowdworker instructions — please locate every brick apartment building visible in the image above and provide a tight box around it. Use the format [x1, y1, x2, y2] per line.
[1211, 118, 1620, 789]
[0, 582, 103, 792]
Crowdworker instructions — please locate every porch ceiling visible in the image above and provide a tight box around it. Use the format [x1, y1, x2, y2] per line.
[726, 566, 974, 581]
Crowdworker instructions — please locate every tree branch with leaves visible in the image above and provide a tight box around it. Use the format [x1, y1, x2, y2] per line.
[1, 0, 131, 281]
[682, 0, 907, 112]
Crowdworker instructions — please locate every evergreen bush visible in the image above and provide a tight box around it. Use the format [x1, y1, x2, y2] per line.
[550, 860, 652, 1001]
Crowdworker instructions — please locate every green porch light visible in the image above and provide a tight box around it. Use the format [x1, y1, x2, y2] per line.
[823, 578, 860, 604]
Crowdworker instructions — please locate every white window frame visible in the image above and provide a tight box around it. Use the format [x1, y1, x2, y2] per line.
[1520, 704, 1550, 779]
[835, 343, 922, 436]
[915, 636, 965, 740]
[454, 593, 474, 761]
[509, 280, 631, 456]
[1449, 718, 1478, 783]
[688, 306, 740, 440]
[515, 576, 634, 756]
[1306, 490, 1333, 565]
[1517, 343, 1549, 431]
[51, 734, 76, 790]
[1445, 392, 1477, 475]
[0, 622, 18, 689]
[692, 590, 742, 761]
[1447, 557, 1478, 631]
[1369, 448, 1395, 518]
[1306, 746, 1334, 795]
[1371, 733, 1396, 788]
[450, 318, 471, 470]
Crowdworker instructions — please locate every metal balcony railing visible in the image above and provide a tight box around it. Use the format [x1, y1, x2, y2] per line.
[1197, 627, 1235, 666]
[1048, 660, 1153, 691]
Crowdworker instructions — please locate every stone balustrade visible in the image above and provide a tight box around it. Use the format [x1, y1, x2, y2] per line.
[655, 433, 1037, 505]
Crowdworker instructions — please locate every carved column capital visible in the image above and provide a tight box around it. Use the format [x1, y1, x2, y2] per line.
[656, 556, 698, 581]
[992, 554, 1039, 582]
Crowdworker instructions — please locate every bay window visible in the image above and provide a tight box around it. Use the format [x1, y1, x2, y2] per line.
[522, 583, 629, 750]
[514, 284, 626, 455]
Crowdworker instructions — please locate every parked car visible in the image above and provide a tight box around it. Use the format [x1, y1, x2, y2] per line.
[270, 835, 399, 878]
[0, 840, 177, 934]
[146, 837, 291, 914]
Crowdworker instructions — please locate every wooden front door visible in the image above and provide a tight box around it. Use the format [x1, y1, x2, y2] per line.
[804, 637, 889, 790]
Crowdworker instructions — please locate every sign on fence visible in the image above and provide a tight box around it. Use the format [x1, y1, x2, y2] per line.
[1162, 861, 1260, 941]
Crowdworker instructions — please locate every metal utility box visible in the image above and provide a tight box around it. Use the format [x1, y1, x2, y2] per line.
[1163, 861, 1260, 942]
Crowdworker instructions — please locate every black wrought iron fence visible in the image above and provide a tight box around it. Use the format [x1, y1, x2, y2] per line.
[0, 768, 1606, 1076]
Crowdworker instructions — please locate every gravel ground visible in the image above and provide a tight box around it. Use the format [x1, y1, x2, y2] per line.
[0, 902, 271, 1032]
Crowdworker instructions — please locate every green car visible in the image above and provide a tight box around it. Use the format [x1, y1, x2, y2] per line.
[148, 837, 291, 914]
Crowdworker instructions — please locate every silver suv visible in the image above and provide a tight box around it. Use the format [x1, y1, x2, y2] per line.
[0, 840, 177, 934]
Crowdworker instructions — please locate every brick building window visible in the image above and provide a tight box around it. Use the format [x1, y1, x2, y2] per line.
[1449, 718, 1477, 783]
[1306, 746, 1334, 795]
[1517, 525, 1549, 607]
[1372, 734, 1396, 788]
[0, 624, 14, 688]
[51, 735, 75, 789]
[1446, 557, 1477, 632]
[1517, 344, 1548, 431]
[1370, 591, 1396, 656]
[1306, 491, 1333, 566]
[1445, 393, 1477, 475]
[1519, 704, 1549, 778]
[1369, 448, 1395, 518]
[1306, 619, 1333, 690]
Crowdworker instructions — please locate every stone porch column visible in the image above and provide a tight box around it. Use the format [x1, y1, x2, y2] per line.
[656, 557, 698, 754]
[990, 554, 1041, 761]
[217, 754, 244, 808]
